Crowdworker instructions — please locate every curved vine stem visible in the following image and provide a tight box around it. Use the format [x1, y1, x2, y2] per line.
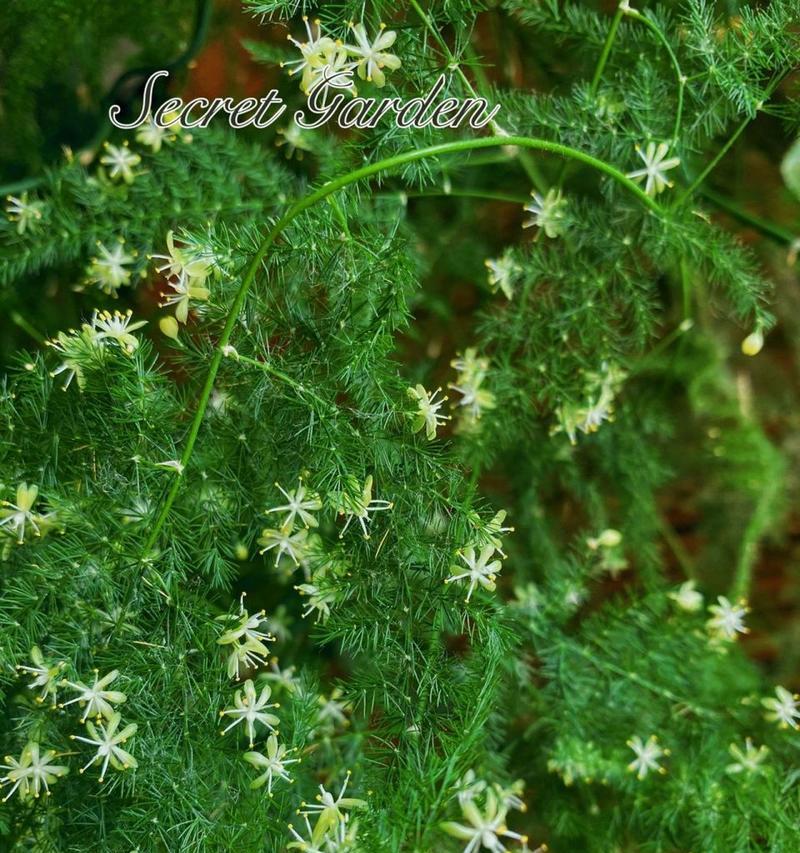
[115, 134, 663, 630]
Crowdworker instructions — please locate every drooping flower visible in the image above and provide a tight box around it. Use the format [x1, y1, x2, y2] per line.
[86, 240, 135, 296]
[345, 23, 401, 88]
[762, 686, 800, 730]
[299, 771, 366, 847]
[99, 142, 141, 184]
[244, 734, 300, 794]
[706, 596, 749, 641]
[627, 734, 668, 780]
[262, 659, 299, 694]
[5, 192, 44, 234]
[449, 348, 496, 429]
[90, 309, 147, 355]
[71, 712, 137, 782]
[0, 742, 68, 801]
[159, 270, 210, 324]
[217, 598, 274, 680]
[267, 479, 322, 529]
[668, 580, 704, 612]
[445, 545, 503, 603]
[523, 188, 568, 238]
[47, 324, 101, 390]
[441, 785, 529, 852]
[60, 669, 127, 722]
[16, 646, 66, 707]
[484, 252, 520, 300]
[407, 384, 450, 440]
[151, 230, 215, 284]
[626, 142, 680, 196]
[330, 475, 393, 539]
[726, 738, 768, 776]
[219, 679, 280, 746]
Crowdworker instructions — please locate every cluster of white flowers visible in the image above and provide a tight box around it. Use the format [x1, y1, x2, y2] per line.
[441, 770, 534, 853]
[152, 230, 215, 331]
[282, 16, 401, 94]
[0, 482, 58, 547]
[47, 309, 148, 390]
[217, 595, 276, 681]
[3, 656, 137, 798]
[552, 362, 626, 445]
[98, 113, 188, 186]
[449, 348, 497, 433]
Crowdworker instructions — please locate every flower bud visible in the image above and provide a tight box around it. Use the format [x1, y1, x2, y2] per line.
[159, 315, 180, 340]
[741, 329, 763, 356]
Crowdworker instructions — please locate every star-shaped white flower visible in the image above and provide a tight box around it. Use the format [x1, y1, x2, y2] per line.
[0, 741, 68, 801]
[16, 646, 66, 706]
[441, 786, 528, 852]
[762, 685, 800, 730]
[91, 309, 147, 355]
[627, 734, 668, 779]
[667, 579, 703, 612]
[407, 384, 450, 440]
[86, 240, 135, 295]
[706, 596, 749, 641]
[445, 545, 503, 603]
[159, 270, 210, 324]
[266, 479, 322, 529]
[219, 679, 280, 746]
[485, 253, 520, 300]
[726, 738, 768, 776]
[71, 712, 137, 782]
[523, 188, 568, 238]
[258, 524, 309, 567]
[331, 475, 393, 539]
[5, 192, 44, 234]
[281, 16, 336, 94]
[60, 669, 127, 722]
[626, 142, 680, 196]
[299, 771, 366, 847]
[345, 22, 401, 87]
[244, 734, 300, 795]
[99, 142, 141, 184]
[0, 483, 45, 544]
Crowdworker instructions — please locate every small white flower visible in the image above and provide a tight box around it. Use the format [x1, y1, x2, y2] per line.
[47, 324, 101, 390]
[258, 524, 309, 567]
[0, 742, 68, 801]
[440, 786, 528, 852]
[449, 348, 496, 428]
[706, 596, 749, 641]
[159, 270, 210, 324]
[100, 142, 141, 184]
[668, 580, 704, 612]
[219, 679, 280, 746]
[16, 646, 66, 706]
[5, 192, 44, 234]
[345, 22, 401, 88]
[243, 734, 299, 794]
[626, 142, 680, 196]
[331, 475, 393, 539]
[726, 738, 768, 776]
[86, 240, 135, 295]
[60, 669, 127, 722]
[295, 580, 338, 623]
[587, 529, 622, 550]
[318, 688, 349, 729]
[407, 384, 450, 440]
[276, 120, 315, 158]
[523, 188, 568, 238]
[0, 482, 45, 544]
[91, 309, 147, 355]
[70, 712, 137, 782]
[627, 734, 668, 780]
[261, 659, 298, 694]
[151, 230, 214, 284]
[445, 545, 503, 603]
[155, 459, 184, 475]
[484, 253, 520, 300]
[298, 771, 366, 847]
[762, 686, 800, 730]
[282, 16, 336, 93]
[266, 479, 322, 529]
[135, 112, 181, 152]
[217, 598, 274, 680]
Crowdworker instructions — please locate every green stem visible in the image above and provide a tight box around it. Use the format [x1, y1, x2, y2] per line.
[10, 311, 45, 344]
[590, 6, 625, 97]
[700, 187, 796, 246]
[676, 115, 750, 206]
[379, 188, 529, 205]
